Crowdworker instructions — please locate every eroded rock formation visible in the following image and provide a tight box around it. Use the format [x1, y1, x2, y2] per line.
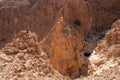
[106, 20, 120, 45]
[105, 20, 120, 57]
[2, 30, 41, 55]
[88, 20, 120, 80]
[40, 0, 120, 78]
[0, 0, 120, 48]
[0, 31, 65, 80]
[0, 0, 120, 79]
[41, 17, 89, 78]
[0, 0, 60, 48]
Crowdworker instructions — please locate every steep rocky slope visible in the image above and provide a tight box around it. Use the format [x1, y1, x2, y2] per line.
[0, 19, 120, 80]
[40, 0, 120, 78]
[84, 0, 120, 31]
[0, 31, 65, 80]
[86, 19, 120, 80]
[0, 0, 120, 80]
[0, 0, 120, 48]
[0, 0, 61, 48]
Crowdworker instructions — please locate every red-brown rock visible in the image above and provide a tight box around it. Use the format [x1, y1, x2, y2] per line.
[106, 20, 120, 45]
[0, 0, 60, 48]
[0, 0, 120, 48]
[40, 16, 89, 78]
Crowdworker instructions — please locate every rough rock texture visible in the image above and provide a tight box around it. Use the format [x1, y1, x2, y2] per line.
[0, 31, 65, 80]
[59, 0, 93, 36]
[0, 20, 120, 80]
[0, 0, 120, 48]
[41, 17, 89, 78]
[2, 30, 41, 55]
[0, 0, 61, 48]
[84, 0, 120, 31]
[73, 20, 120, 80]
[105, 20, 120, 57]
[105, 20, 120, 45]
[40, 0, 120, 78]
[0, 0, 120, 79]
[85, 20, 120, 80]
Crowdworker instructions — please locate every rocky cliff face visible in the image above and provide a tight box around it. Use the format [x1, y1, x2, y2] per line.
[84, 0, 120, 31]
[87, 20, 120, 80]
[41, 17, 89, 78]
[0, 0, 120, 48]
[0, 0, 120, 79]
[40, 0, 120, 78]
[0, 0, 61, 48]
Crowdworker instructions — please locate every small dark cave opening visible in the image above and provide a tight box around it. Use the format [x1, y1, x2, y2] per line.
[74, 19, 81, 26]
[84, 52, 91, 57]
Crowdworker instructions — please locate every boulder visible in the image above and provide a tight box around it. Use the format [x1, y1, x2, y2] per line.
[40, 16, 89, 78]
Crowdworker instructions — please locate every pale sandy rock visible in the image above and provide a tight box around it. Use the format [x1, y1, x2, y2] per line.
[0, 53, 12, 61]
